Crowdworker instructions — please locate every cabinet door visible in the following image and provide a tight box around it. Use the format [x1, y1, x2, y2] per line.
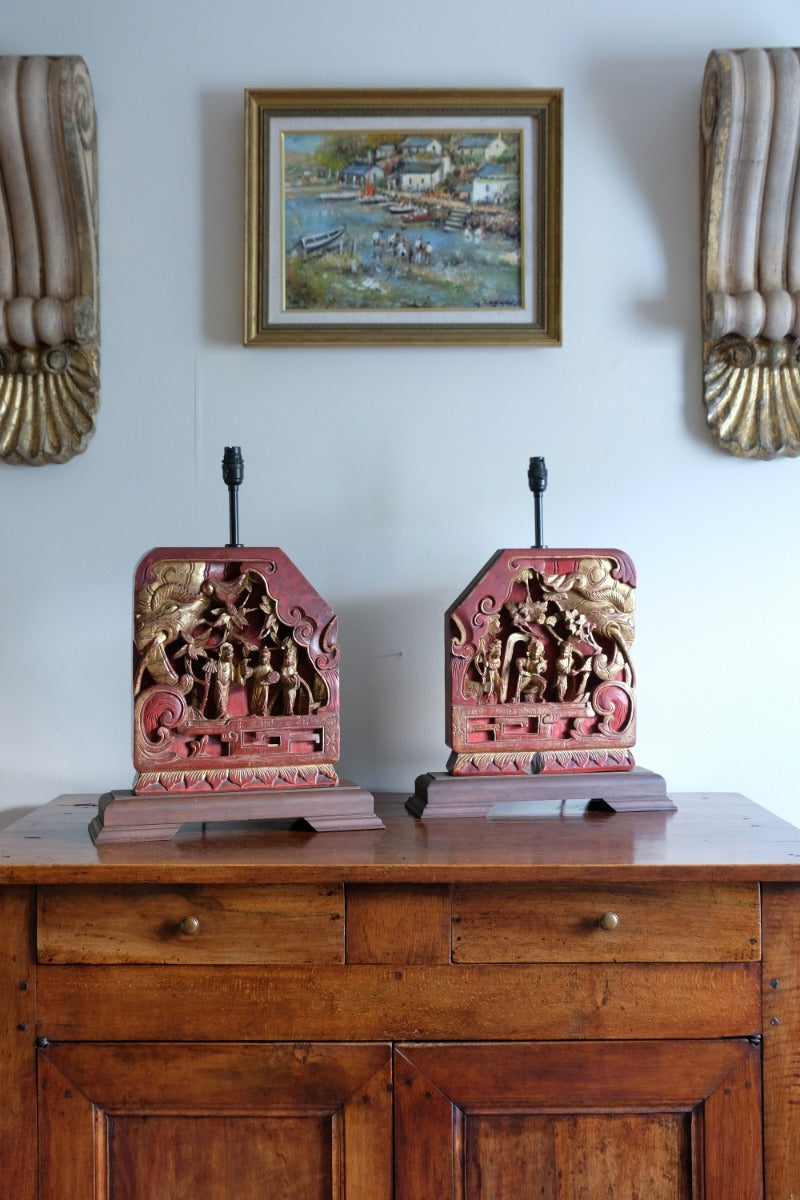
[394, 1040, 762, 1199]
[38, 1042, 392, 1200]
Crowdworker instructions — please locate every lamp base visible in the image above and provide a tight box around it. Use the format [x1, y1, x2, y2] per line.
[89, 781, 383, 843]
[407, 766, 674, 819]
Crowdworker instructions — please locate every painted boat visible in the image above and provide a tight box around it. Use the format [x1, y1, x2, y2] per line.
[290, 227, 346, 257]
[401, 207, 432, 223]
[318, 189, 360, 201]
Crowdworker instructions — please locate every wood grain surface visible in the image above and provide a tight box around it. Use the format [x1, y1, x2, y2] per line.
[2, 792, 800, 884]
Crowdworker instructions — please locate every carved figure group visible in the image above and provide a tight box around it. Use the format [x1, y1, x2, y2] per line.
[134, 559, 325, 724]
[459, 557, 634, 715]
[131, 549, 341, 797]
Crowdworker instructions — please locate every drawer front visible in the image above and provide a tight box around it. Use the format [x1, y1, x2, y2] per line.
[37, 884, 344, 964]
[451, 882, 761, 963]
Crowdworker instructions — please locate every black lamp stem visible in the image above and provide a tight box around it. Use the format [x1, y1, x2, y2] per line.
[528, 456, 547, 549]
[222, 446, 244, 548]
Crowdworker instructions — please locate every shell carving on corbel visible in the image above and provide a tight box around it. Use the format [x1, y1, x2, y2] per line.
[702, 48, 800, 459]
[0, 56, 98, 466]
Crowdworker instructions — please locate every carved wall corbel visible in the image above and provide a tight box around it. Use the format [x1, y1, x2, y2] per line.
[0, 55, 98, 466]
[701, 48, 800, 459]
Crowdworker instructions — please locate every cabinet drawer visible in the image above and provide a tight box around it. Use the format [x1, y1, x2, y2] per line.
[451, 882, 761, 963]
[37, 884, 344, 964]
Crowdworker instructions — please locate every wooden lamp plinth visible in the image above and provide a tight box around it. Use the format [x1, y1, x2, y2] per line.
[407, 766, 675, 819]
[90, 781, 383, 843]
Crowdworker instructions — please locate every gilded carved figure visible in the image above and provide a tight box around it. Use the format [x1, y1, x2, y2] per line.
[205, 642, 235, 718]
[514, 637, 547, 703]
[246, 648, 279, 717]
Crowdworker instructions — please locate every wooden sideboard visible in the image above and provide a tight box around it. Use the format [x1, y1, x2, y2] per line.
[2, 791, 800, 1197]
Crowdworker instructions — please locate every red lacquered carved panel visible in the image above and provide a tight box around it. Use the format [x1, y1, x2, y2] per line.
[132, 547, 340, 794]
[447, 549, 636, 776]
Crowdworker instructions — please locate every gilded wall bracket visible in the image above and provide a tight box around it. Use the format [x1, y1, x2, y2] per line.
[0, 56, 98, 466]
[702, 48, 800, 459]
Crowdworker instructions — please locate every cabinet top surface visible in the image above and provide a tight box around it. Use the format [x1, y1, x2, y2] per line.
[1, 792, 800, 885]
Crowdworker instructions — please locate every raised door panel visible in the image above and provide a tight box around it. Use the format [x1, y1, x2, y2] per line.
[38, 1042, 392, 1200]
[394, 1041, 762, 1199]
[466, 1112, 691, 1196]
[109, 1115, 331, 1200]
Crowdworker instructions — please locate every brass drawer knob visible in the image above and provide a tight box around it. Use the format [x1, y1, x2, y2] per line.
[598, 910, 620, 931]
[179, 914, 201, 936]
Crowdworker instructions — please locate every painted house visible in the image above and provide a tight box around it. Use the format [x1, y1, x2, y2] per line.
[399, 158, 448, 192]
[457, 133, 511, 163]
[471, 162, 518, 204]
[399, 135, 442, 158]
[340, 161, 385, 188]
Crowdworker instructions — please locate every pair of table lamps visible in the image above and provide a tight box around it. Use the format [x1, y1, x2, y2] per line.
[90, 451, 670, 843]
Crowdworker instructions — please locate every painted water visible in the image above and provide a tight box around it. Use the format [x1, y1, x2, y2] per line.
[283, 189, 522, 313]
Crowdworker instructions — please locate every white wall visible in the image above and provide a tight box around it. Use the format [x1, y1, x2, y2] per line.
[2, 0, 800, 828]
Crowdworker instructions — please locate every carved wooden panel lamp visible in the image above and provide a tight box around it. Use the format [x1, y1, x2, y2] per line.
[90, 449, 382, 842]
[702, 48, 800, 458]
[0, 55, 99, 465]
[409, 459, 673, 817]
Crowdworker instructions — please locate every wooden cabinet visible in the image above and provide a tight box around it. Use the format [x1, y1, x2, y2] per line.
[2, 791, 800, 1197]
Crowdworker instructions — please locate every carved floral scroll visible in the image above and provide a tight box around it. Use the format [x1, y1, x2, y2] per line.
[702, 48, 800, 458]
[0, 56, 98, 466]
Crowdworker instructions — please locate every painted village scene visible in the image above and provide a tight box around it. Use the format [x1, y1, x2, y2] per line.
[282, 128, 525, 312]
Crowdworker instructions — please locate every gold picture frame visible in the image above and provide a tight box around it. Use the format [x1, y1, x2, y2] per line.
[244, 88, 562, 347]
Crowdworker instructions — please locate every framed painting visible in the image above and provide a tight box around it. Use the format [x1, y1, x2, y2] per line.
[244, 89, 562, 346]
